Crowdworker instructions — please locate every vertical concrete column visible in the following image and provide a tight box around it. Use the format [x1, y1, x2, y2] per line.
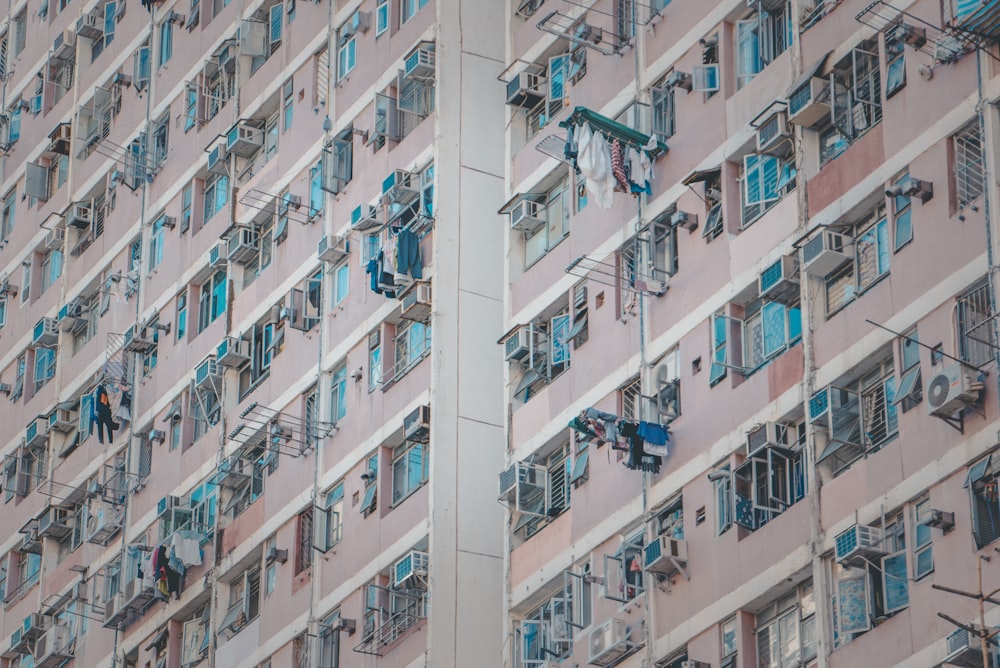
[428, 0, 507, 666]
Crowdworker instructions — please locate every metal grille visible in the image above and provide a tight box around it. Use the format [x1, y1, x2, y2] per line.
[955, 121, 986, 209]
[957, 281, 997, 367]
[620, 376, 641, 421]
[296, 508, 313, 573]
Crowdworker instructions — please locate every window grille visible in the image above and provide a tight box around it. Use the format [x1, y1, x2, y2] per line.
[955, 121, 985, 210]
[957, 280, 997, 367]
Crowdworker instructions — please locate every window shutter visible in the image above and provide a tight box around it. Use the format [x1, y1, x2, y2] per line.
[836, 575, 872, 635]
[548, 54, 568, 110]
[269, 4, 283, 45]
[240, 20, 267, 57]
[736, 19, 760, 81]
[25, 162, 48, 200]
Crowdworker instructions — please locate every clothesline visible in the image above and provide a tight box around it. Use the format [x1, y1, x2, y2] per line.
[570, 406, 671, 475]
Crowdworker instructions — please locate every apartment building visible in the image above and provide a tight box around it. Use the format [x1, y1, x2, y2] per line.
[500, 1, 1000, 667]
[0, 0, 506, 665]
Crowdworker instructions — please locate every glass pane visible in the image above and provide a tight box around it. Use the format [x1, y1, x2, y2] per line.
[762, 302, 787, 358]
[882, 551, 909, 611]
[894, 208, 912, 250]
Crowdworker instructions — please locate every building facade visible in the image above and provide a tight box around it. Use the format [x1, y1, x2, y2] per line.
[500, 1, 1000, 667]
[0, 0, 505, 666]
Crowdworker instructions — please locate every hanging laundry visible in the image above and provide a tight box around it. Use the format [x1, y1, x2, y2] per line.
[620, 421, 662, 474]
[627, 146, 651, 196]
[637, 421, 670, 457]
[116, 388, 132, 425]
[365, 252, 397, 298]
[583, 407, 620, 444]
[93, 384, 118, 445]
[170, 531, 203, 567]
[563, 123, 578, 165]
[396, 229, 423, 279]
[576, 125, 614, 209]
[610, 139, 629, 192]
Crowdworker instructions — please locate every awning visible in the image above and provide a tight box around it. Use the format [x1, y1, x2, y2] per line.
[966, 455, 992, 488]
[816, 439, 863, 466]
[682, 167, 721, 186]
[559, 107, 668, 156]
[892, 367, 921, 405]
[785, 51, 832, 98]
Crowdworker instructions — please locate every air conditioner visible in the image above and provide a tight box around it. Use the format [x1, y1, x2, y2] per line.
[21, 530, 42, 554]
[643, 535, 688, 576]
[889, 22, 926, 48]
[834, 524, 885, 567]
[382, 169, 419, 206]
[665, 70, 692, 91]
[21, 613, 47, 642]
[588, 617, 630, 666]
[403, 404, 430, 443]
[802, 230, 851, 276]
[758, 255, 799, 304]
[504, 325, 538, 362]
[112, 72, 132, 88]
[226, 225, 260, 264]
[927, 363, 983, 417]
[123, 325, 156, 353]
[923, 509, 955, 531]
[890, 176, 934, 203]
[265, 546, 288, 565]
[57, 299, 86, 332]
[787, 77, 830, 128]
[102, 592, 126, 628]
[350, 9, 370, 33]
[34, 623, 72, 667]
[209, 242, 226, 268]
[670, 210, 698, 232]
[216, 336, 250, 368]
[32, 317, 59, 347]
[26, 417, 49, 448]
[400, 281, 432, 322]
[404, 44, 435, 80]
[149, 429, 165, 443]
[85, 499, 122, 544]
[393, 549, 429, 588]
[944, 627, 982, 668]
[506, 71, 546, 108]
[76, 11, 103, 39]
[67, 202, 92, 229]
[0, 278, 18, 298]
[45, 227, 65, 251]
[279, 194, 302, 214]
[681, 662, 710, 668]
[575, 23, 603, 44]
[49, 406, 76, 432]
[215, 454, 249, 488]
[37, 506, 71, 539]
[510, 199, 545, 234]
[157, 495, 183, 516]
[351, 204, 380, 231]
[207, 142, 228, 174]
[226, 122, 263, 157]
[195, 355, 219, 389]
[52, 29, 76, 61]
[318, 234, 349, 263]
[746, 422, 789, 457]
[756, 109, 791, 154]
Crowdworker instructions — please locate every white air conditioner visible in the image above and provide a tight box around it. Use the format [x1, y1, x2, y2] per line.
[350, 9, 370, 34]
[399, 281, 431, 322]
[510, 199, 545, 234]
[506, 71, 546, 108]
[209, 242, 226, 267]
[670, 210, 698, 231]
[497, 461, 546, 503]
[392, 549, 429, 588]
[226, 121, 263, 157]
[86, 499, 122, 544]
[927, 363, 983, 417]
[45, 227, 65, 251]
[642, 535, 688, 576]
[52, 29, 76, 61]
[404, 43, 435, 80]
[802, 230, 851, 276]
[157, 495, 184, 516]
[226, 225, 260, 264]
[403, 404, 430, 443]
[26, 417, 50, 449]
[216, 336, 250, 368]
[504, 325, 537, 362]
[102, 592, 126, 628]
[207, 142, 228, 174]
[351, 204, 380, 231]
[665, 70, 692, 91]
[76, 11, 103, 39]
[318, 235, 349, 263]
[32, 317, 59, 347]
[889, 22, 926, 49]
[49, 406, 76, 432]
[787, 77, 830, 128]
[195, 355, 219, 389]
[834, 524, 885, 566]
[382, 169, 419, 206]
[756, 109, 791, 154]
[34, 623, 72, 667]
[67, 202, 92, 229]
[37, 506, 71, 539]
[123, 325, 156, 353]
[588, 618, 630, 666]
[758, 255, 799, 304]
[944, 627, 982, 668]
[746, 422, 789, 457]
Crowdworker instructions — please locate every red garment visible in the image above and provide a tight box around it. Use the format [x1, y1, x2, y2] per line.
[610, 139, 628, 192]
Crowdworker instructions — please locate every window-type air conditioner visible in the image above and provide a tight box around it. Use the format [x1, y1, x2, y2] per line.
[195, 355, 219, 389]
[37, 506, 71, 539]
[746, 422, 790, 457]
[44, 228, 65, 253]
[226, 225, 260, 264]
[76, 10, 103, 39]
[665, 70, 692, 91]
[399, 281, 431, 322]
[510, 199, 545, 234]
[33, 623, 72, 665]
[52, 29, 76, 61]
[207, 142, 228, 174]
[889, 22, 926, 48]
[226, 121, 263, 157]
[318, 235, 349, 263]
[670, 210, 698, 232]
[497, 461, 546, 503]
[404, 43, 435, 80]
[49, 405, 76, 432]
[944, 627, 981, 668]
[216, 336, 250, 368]
[382, 169, 419, 206]
[123, 324, 156, 353]
[801, 230, 851, 276]
[102, 592, 126, 628]
[588, 617, 630, 666]
[68, 202, 92, 229]
[32, 317, 59, 347]
[643, 535, 688, 576]
[503, 325, 539, 362]
[787, 77, 830, 128]
[265, 547, 288, 565]
[351, 204, 380, 231]
[926, 363, 983, 417]
[758, 255, 799, 304]
[26, 416, 49, 449]
[506, 71, 546, 108]
[209, 242, 226, 268]
[403, 404, 430, 443]
[86, 499, 123, 545]
[756, 109, 791, 154]
[157, 495, 184, 517]
[214, 454, 249, 488]
[393, 549, 429, 588]
[834, 523, 885, 566]
[57, 299, 85, 330]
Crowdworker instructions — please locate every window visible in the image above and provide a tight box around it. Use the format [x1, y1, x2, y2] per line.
[524, 178, 569, 266]
[736, 4, 791, 89]
[332, 261, 349, 306]
[176, 292, 187, 340]
[1, 189, 15, 243]
[142, 321, 159, 376]
[149, 215, 167, 270]
[721, 616, 736, 659]
[969, 454, 1000, 548]
[12, 10, 25, 58]
[158, 20, 173, 67]
[337, 22, 356, 79]
[40, 249, 62, 294]
[894, 328, 922, 411]
[57, 503, 86, 555]
[151, 114, 169, 167]
[219, 566, 260, 636]
[203, 173, 229, 222]
[282, 78, 293, 132]
[180, 182, 193, 233]
[710, 312, 728, 385]
[913, 497, 933, 578]
[517, 589, 573, 664]
[391, 441, 427, 504]
[295, 508, 313, 573]
[309, 162, 323, 217]
[392, 320, 430, 380]
[826, 207, 890, 315]
[369, 330, 382, 391]
[819, 41, 882, 165]
[756, 581, 816, 667]
[0, 554, 6, 601]
[713, 464, 732, 535]
[890, 173, 912, 251]
[0, 299, 6, 329]
[732, 424, 806, 531]
[192, 384, 220, 441]
[651, 76, 675, 140]
[957, 280, 996, 368]
[264, 536, 277, 596]
[265, 112, 278, 160]
[526, 53, 569, 138]
[602, 533, 643, 603]
[615, 0, 635, 48]
[184, 86, 197, 132]
[954, 120, 985, 210]
[316, 482, 345, 551]
[197, 269, 227, 333]
[34, 346, 57, 389]
[21, 260, 31, 303]
[376, 0, 388, 34]
[400, 0, 428, 25]
[651, 212, 678, 280]
[330, 363, 347, 422]
[884, 25, 905, 98]
[741, 153, 795, 227]
[304, 386, 318, 450]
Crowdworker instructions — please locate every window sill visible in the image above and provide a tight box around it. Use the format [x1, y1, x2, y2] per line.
[390, 480, 427, 509]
